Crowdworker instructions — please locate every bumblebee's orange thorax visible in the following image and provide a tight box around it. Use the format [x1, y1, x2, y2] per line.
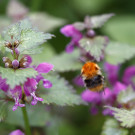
[81, 62, 100, 79]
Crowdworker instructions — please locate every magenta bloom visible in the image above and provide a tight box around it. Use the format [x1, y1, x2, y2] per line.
[73, 75, 84, 87]
[122, 66, 135, 89]
[0, 56, 54, 111]
[60, 24, 83, 53]
[81, 89, 101, 104]
[9, 129, 24, 135]
[104, 62, 120, 85]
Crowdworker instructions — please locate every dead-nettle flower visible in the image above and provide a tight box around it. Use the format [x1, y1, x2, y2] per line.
[0, 19, 54, 111]
[60, 14, 114, 62]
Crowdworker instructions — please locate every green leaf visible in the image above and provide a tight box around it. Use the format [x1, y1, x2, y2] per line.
[0, 67, 38, 89]
[6, 104, 51, 127]
[101, 118, 129, 135]
[117, 86, 135, 104]
[90, 13, 114, 28]
[105, 42, 135, 65]
[41, 74, 85, 106]
[50, 49, 82, 72]
[29, 12, 66, 32]
[1, 19, 54, 54]
[79, 36, 106, 61]
[31, 43, 56, 65]
[102, 16, 135, 45]
[106, 106, 135, 128]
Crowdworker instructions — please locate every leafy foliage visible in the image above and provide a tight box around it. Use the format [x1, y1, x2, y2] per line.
[50, 49, 82, 72]
[0, 67, 38, 89]
[6, 104, 51, 127]
[79, 36, 106, 61]
[29, 12, 66, 32]
[105, 42, 135, 65]
[117, 86, 135, 104]
[73, 13, 114, 31]
[101, 118, 129, 135]
[102, 16, 135, 45]
[1, 19, 54, 54]
[106, 106, 135, 128]
[41, 73, 85, 106]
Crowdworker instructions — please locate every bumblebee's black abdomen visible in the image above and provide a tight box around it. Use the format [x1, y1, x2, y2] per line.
[84, 75, 104, 88]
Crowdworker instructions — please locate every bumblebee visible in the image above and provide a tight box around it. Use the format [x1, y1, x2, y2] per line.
[81, 61, 105, 92]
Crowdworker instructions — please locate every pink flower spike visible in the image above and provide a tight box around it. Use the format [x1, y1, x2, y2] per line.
[66, 42, 74, 53]
[43, 79, 52, 88]
[36, 63, 54, 73]
[9, 129, 24, 135]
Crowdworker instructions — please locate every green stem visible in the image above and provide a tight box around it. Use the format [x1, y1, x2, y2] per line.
[21, 107, 31, 135]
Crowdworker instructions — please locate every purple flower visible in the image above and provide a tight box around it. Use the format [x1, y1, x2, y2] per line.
[102, 108, 113, 116]
[0, 56, 54, 111]
[122, 66, 135, 89]
[90, 105, 98, 115]
[81, 89, 101, 104]
[113, 82, 127, 95]
[104, 62, 120, 85]
[60, 24, 83, 53]
[9, 129, 24, 135]
[73, 75, 84, 87]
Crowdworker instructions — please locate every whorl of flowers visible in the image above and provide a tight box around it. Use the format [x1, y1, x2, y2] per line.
[0, 19, 54, 111]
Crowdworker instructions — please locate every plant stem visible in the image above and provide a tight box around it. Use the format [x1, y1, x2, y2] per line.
[21, 107, 31, 135]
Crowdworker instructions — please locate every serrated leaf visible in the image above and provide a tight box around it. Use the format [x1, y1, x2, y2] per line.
[117, 86, 135, 104]
[50, 49, 82, 72]
[90, 13, 114, 28]
[79, 36, 106, 61]
[29, 12, 66, 32]
[105, 42, 135, 65]
[6, 104, 51, 127]
[1, 19, 54, 53]
[41, 74, 84, 106]
[73, 22, 85, 31]
[101, 118, 129, 135]
[0, 67, 38, 89]
[106, 106, 135, 128]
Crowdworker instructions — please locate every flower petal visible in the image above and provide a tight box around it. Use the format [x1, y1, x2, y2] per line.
[36, 63, 54, 73]
[43, 79, 52, 88]
[9, 129, 24, 135]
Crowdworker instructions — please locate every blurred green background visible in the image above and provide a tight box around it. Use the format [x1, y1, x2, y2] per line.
[0, 0, 135, 135]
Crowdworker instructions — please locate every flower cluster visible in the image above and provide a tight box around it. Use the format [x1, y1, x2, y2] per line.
[81, 62, 135, 115]
[60, 15, 111, 62]
[0, 23, 54, 111]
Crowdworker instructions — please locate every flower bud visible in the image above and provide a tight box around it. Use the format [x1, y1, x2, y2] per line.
[5, 62, 9, 68]
[5, 41, 12, 49]
[14, 40, 19, 48]
[87, 30, 95, 37]
[2, 57, 8, 62]
[12, 60, 19, 68]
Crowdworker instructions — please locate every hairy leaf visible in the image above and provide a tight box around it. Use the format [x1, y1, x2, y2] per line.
[29, 12, 66, 32]
[1, 19, 54, 54]
[50, 49, 82, 72]
[117, 86, 135, 104]
[73, 22, 85, 31]
[106, 106, 135, 128]
[101, 118, 129, 135]
[90, 13, 114, 28]
[0, 67, 38, 89]
[80, 36, 106, 61]
[41, 74, 84, 106]
[105, 42, 135, 65]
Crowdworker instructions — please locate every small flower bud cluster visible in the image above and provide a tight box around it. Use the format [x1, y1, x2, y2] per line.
[5, 40, 20, 50]
[2, 55, 32, 69]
